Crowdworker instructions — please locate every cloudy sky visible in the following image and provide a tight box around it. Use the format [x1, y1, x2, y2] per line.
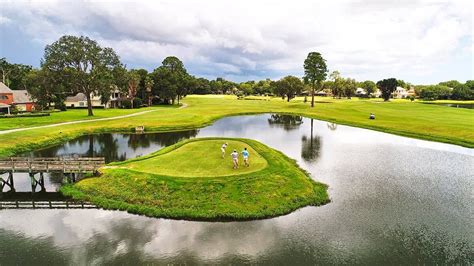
[0, 0, 472, 84]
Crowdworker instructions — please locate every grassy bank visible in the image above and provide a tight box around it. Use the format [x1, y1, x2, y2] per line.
[0, 95, 472, 158]
[61, 138, 329, 221]
[0, 107, 159, 131]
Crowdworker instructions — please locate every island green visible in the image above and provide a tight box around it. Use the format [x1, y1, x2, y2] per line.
[61, 138, 329, 221]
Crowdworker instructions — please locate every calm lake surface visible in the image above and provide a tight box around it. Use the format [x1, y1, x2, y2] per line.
[422, 102, 474, 109]
[1, 114, 473, 264]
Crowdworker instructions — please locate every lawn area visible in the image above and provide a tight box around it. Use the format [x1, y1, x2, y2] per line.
[0, 95, 472, 158]
[0, 107, 155, 131]
[61, 138, 329, 220]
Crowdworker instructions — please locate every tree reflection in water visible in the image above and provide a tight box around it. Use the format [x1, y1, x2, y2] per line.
[301, 119, 321, 163]
[25, 130, 199, 164]
[327, 122, 337, 131]
[267, 114, 303, 131]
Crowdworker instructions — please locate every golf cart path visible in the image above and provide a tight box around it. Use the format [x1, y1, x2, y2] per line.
[0, 109, 157, 135]
[1, 102, 190, 135]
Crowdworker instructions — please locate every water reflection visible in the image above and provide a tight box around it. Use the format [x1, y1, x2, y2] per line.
[267, 114, 303, 131]
[327, 122, 338, 131]
[25, 130, 199, 163]
[301, 119, 321, 163]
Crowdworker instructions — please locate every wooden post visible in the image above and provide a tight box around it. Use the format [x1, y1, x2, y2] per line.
[8, 171, 14, 192]
[30, 172, 35, 193]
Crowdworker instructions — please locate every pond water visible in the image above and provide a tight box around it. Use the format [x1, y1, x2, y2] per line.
[422, 103, 474, 109]
[1, 114, 473, 264]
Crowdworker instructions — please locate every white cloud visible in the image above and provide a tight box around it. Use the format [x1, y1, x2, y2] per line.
[0, 16, 12, 25]
[1, 0, 472, 82]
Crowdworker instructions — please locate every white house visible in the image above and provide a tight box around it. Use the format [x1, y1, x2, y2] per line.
[374, 89, 382, 98]
[65, 90, 122, 108]
[393, 86, 408, 99]
[355, 87, 366, 96]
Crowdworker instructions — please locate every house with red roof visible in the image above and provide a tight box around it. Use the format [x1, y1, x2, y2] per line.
[0, 82, 36, 114]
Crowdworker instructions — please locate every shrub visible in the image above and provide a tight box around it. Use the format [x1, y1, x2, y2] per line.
[121, 99, 132, 109]
[419, 85, 451, 100]
[451, 83, 474, 100]
[132, 97, 142, 108]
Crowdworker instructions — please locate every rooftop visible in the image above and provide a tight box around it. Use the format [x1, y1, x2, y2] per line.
[12, 90, 33, 103]
[0, 82, 13, 94]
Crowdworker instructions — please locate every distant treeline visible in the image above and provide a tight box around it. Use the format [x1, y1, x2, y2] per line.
[1, 35, 472, 115]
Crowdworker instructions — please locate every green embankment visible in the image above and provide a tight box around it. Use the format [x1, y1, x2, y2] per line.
[0, 95, 473, 158]
[61, 138, 330, 221]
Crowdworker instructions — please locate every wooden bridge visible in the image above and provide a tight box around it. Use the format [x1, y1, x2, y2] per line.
[0, 157, 105, 193]
[0, 157, 105, 173]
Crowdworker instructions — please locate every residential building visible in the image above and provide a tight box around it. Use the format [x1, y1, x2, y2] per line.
[0, 82, 35, 114]
[355, 87, 366, 96]
[65, 90, 122, 108]
[12, 90, 35, 111]
[393, 86, 408, 98]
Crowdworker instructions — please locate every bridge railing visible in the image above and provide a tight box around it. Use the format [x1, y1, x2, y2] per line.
[0, 157, 105, 173]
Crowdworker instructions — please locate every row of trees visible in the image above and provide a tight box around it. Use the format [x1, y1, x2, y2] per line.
[3, 35, 472, 116]
[414, 81, 474, 100]
[4, 36, 199, 116]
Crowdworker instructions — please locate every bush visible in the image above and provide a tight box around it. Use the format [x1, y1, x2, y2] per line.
[1, 112, 50, 118]
[121, 99, 132, 109]
[419, 85, 451, 100]
[132, 98, 142, 108]
[451, 84, 474, 100]
[53, 101, 67, 111]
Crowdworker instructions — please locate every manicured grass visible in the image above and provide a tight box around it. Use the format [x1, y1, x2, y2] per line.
[0, 95, 473, 158]
[61, 138, 329, 221]
[122, 139, 267, 177]
[0, 105, 178, 131]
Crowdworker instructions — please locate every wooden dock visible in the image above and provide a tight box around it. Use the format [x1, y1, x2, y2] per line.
[0, 157, 105, 173]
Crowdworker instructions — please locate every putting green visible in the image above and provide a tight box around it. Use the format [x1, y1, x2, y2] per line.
[61, 137, 329, 221]
[126, 139, 267, 177]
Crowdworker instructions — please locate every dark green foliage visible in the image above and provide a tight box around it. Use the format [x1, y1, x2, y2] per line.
[303, 52, 328, 107]
[438, 80, 462, 88]
[361, 80, 377, 96]
[151, 56, 190, 104]
[419, 85, 452, 100]
[0, 57, 32, 90]
[273, 76, 304, 101]
[42, 35, 123, 116]
[376, 78, 398, 101]
[451, 81, 474, 100]
[120, 99, 132, 109]
[132, 97, 142, 108]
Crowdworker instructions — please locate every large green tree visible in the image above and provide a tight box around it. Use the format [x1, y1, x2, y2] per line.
[361, 80, 377, 96]
[42, 35, 122, 116]
[26, 68, 65, 109]
[144, 75, 154, 105]
[127, 69, 141, 108]
[343, 78, 357, 99]
[451, 81, 474, 100]
[151, 56, 189, 104]
[328, 71, 342, 98]
[280, 75, 304, 102]
[376, 78, 397, 101]
[0, 58, 33, 90]
[303, 52, 328, 107]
